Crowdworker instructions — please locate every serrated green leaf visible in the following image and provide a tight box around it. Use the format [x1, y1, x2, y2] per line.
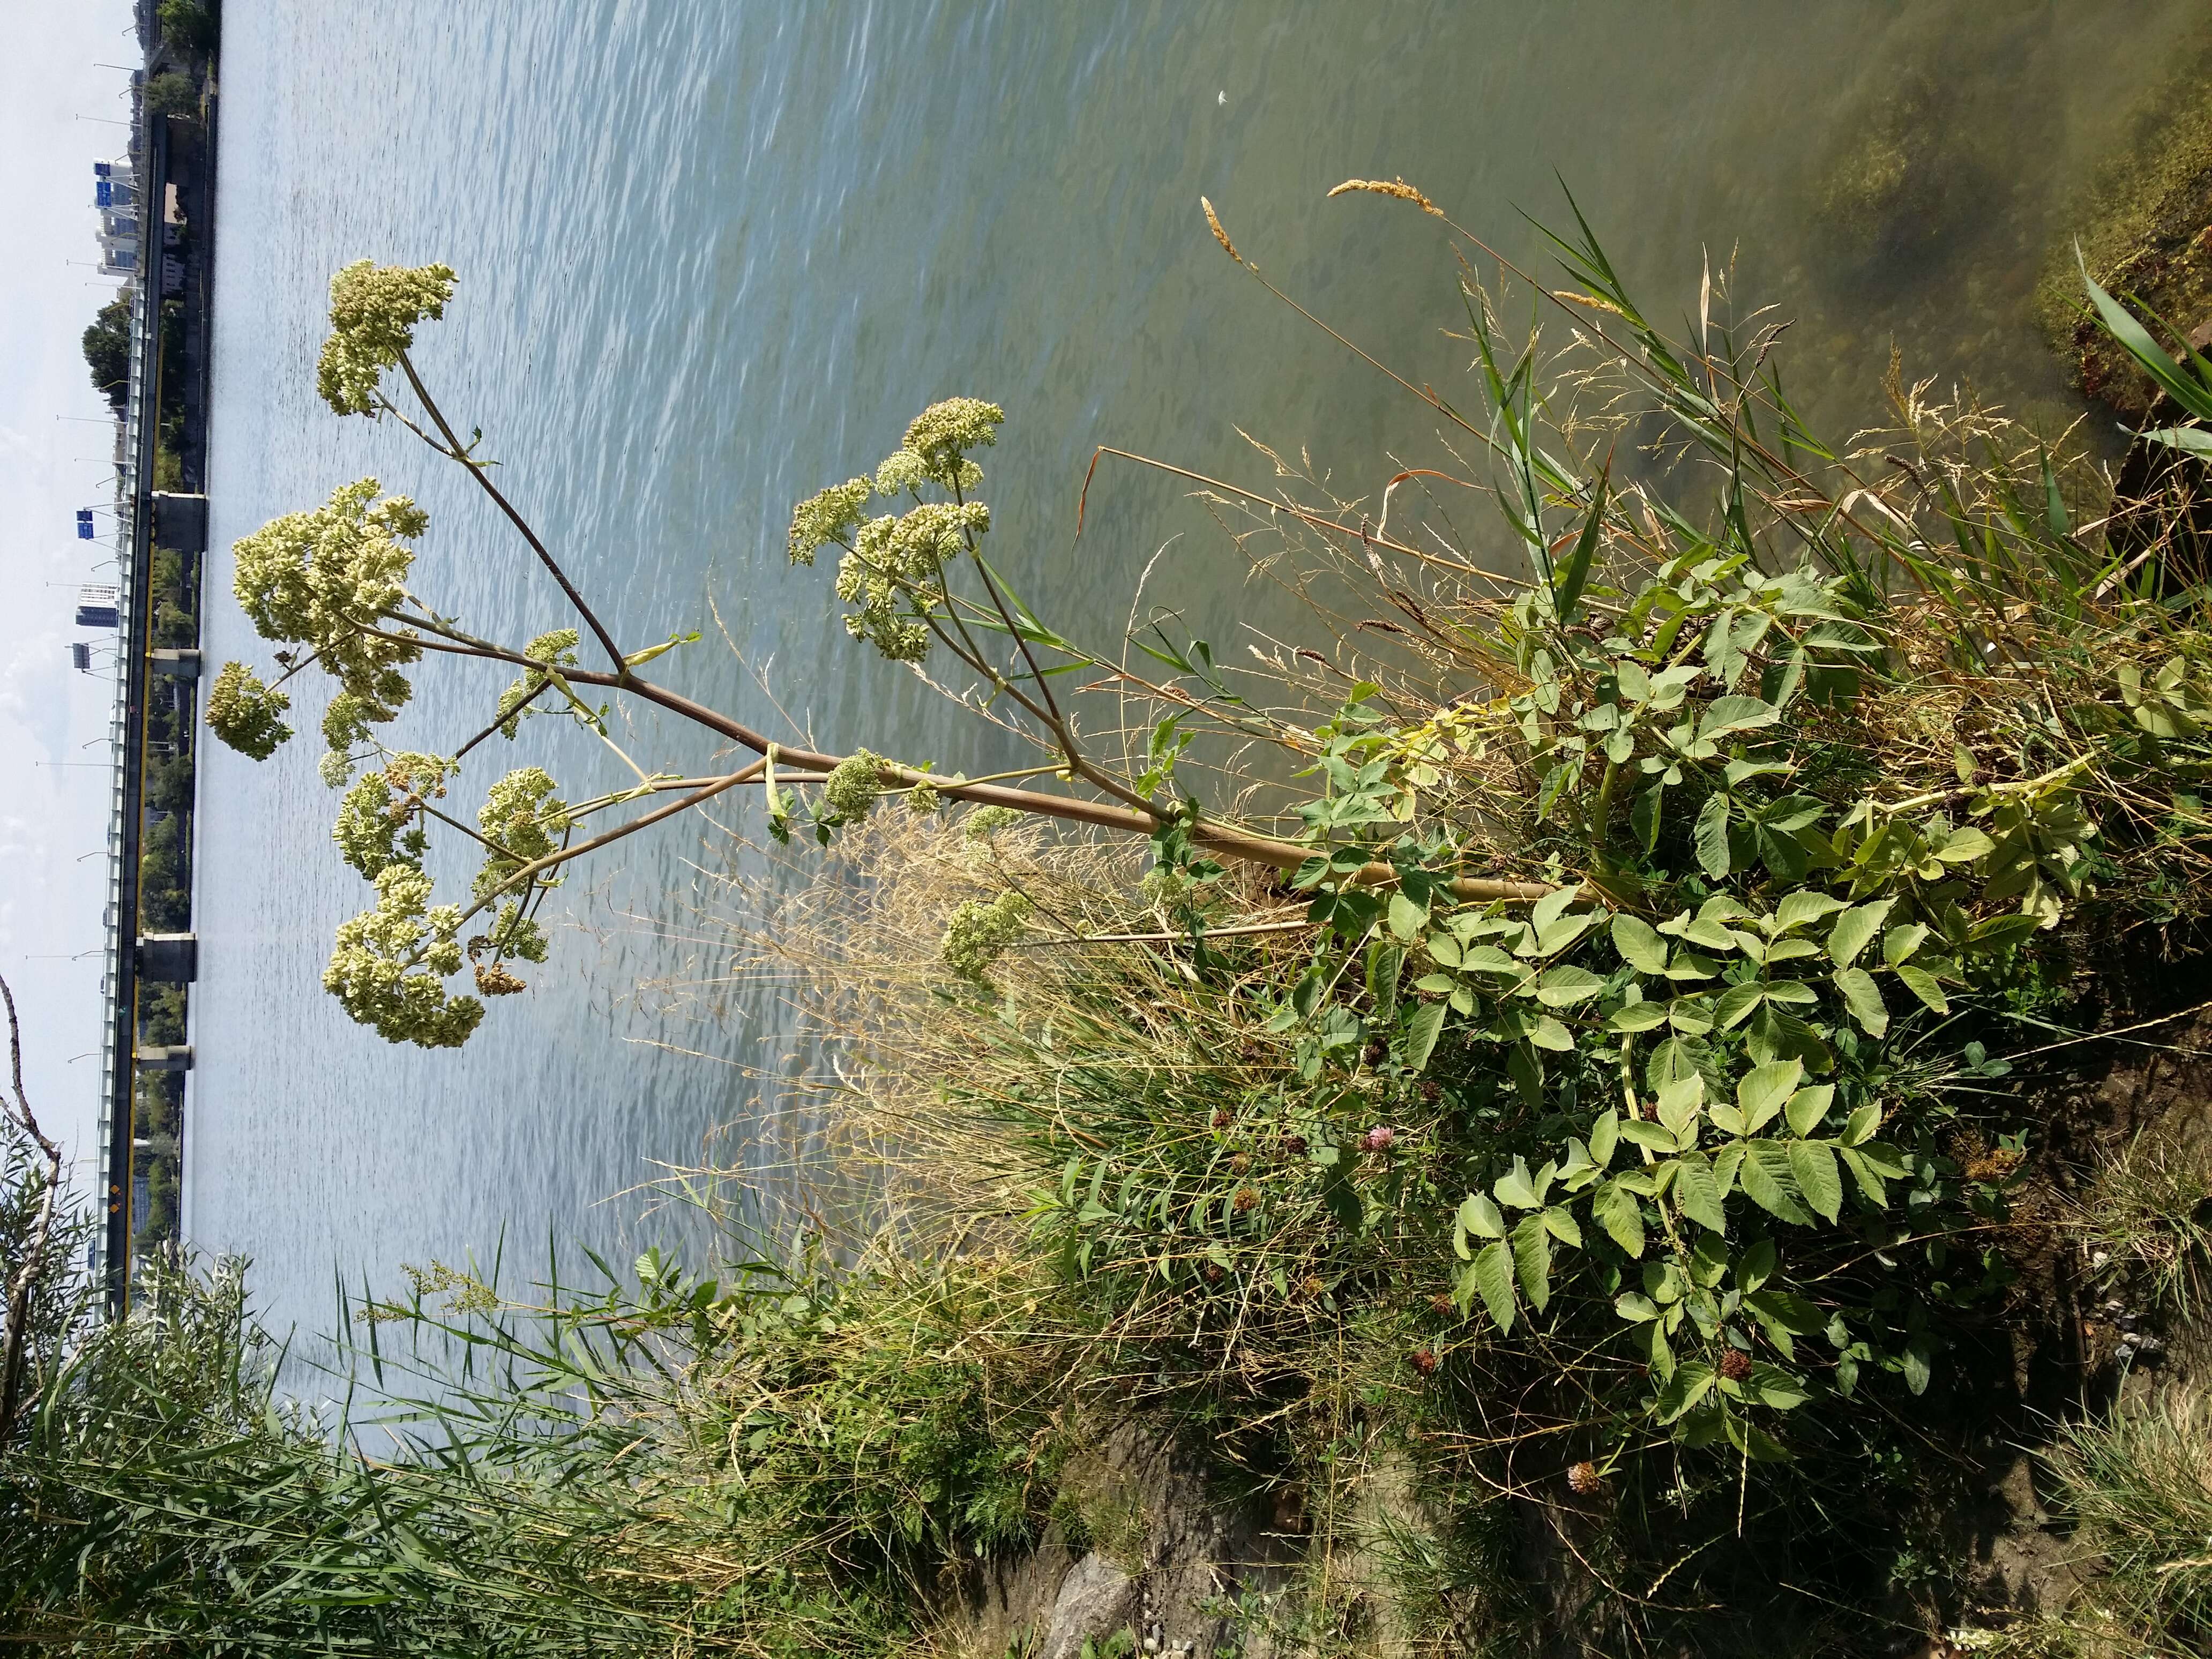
[1836, 1145, 1889, 1206]
[1593, 1179, 1646, 1256]
[1458, 1191, 1505, 1239]
[1739, 1141, 1813, 1224]
[1387, 891, 1428, 941]
[1401, 1001, 1447, 1073]
[1589, 1109, 1619, 1168]
[1894, 963, 1949, 1013]
[1697, 695, 1780, 739]
[1694, 793, 1732, 878]
[1541, 1204, 1583, 1248]
[1783, 1085, 1834, 1139]
[1512, 1215, 1552, 1311]
[1737, 1058, 1804, 1132]
[1902, 1333, 1934, 1396]
[1832, 966, 1889, 1037]
[1536, 964, 1606, 1006]
[1883, 924, 1929, 968]
[1714, 981, 1765, 1029]
[1671, 1155, 1727, 1232]
[1787, 1140, 1843, 1222]
[1609, 999, 1669, 1032]
[1611, 913, 1669, 973]
[1615, 1291, 1659, 1322]
[1470, 1240, 1515, 1333]
[1655, 1360, 1718, 1424]
[1493, 1156, 1541, 1210]
[1825, 899, 1893, 967]
[1746, 1363, 1811, 1410]
[1773, 891, 1849, 934]
[1841, 1104, 1880, 1146]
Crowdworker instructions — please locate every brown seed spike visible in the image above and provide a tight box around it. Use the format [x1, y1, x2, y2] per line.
[1325, 177, 1443, 217]
[1201, 196, 1241, 264]
[1567, 1460, 1603, 1495]
[1718, 1347, 1754, 1382]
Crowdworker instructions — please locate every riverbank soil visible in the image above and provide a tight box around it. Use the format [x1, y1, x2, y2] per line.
[2040, 25, 2212, 423]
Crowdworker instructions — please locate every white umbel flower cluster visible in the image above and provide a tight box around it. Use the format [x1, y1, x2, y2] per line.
[316, 259, 458, 416]
[230, 478, 429, 743]
[323, 864, 482, 1049]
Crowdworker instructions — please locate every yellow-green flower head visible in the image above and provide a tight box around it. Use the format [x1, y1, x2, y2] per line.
[323, 864, 483, 1049]
[473, 767, 571, 900]
[316, 259, 458, 417]
[233, 479, 428, 723]
[787, 478, 870, 567]
[204, 661, 293, 760]
[940, 889, 1030, 983]
[821, 750, 886, 821]
[333, 752, 453, 879]
[832, 500, 989, 663]
[901, 398, 1004, 487]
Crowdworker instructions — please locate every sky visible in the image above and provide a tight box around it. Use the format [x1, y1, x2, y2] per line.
[0, 0, 142, 1191]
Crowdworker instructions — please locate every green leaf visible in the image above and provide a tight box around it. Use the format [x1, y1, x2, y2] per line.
[1745, 1363, 1810, 1411]
[1401, 1002, 1447, 1073]
[1646, 1035, 1700, 1092]
[1470, 1240, 1515, 1333]
[1656, 1074, 1705, 1146]
[1694, 794, 1732, 878]
[1593, 1179, 1646, 1256]
[1738, 1142, 1813, 1225]
[1506, 1042, 1544, 1110]
[1714, 981, 1765, 1029]
[1609, 999, 1669, 1032]
[1457, 1192, 1506, 1240]
[1883, 924, 1929, 968]
[1619, 1118, 1680, 1151]
[1736, 1059, 1804, 1133]
[1493, 1156, 1542, 1210]
[2079, 253, 2212, 423]
[1536, 964, 1606, 1006]
[1894, 963, 1949, 1013]
[1832, 966, 1889, 1037]
[1512, 1215, 1552, 1311]
[1787, 1140, 1843, 1222]
[1541, 1204, 1583, 1248]
[1671, 1154, 1727, 1232]
[1841, 1104, 1880, 1147]
[1552, 466, 1610, 623]
[1655, 1361, 1718, 1424]
[1615, 1291, 1659, 1322]
[1611, 913, 1669, 974]
[1589, 1109, 1620, 1168]
[1773, 891, 1848, 934]
[1736, 1239, 1776, 1291]
[1824, 899, 1893, 968]
[1837, 1145, 1890, 1206]
[1697, 696, 1780, 740]
[1902, 1333, 1935, 1396]
[1387, 891, 1428, 942]
[1782, 1085, 1834, 1139]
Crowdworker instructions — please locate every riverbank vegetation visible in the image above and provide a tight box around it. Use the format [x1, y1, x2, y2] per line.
[11, 181, 2212, 1653]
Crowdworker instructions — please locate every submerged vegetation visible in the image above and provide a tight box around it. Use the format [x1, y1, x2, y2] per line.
[12, 175, 2212, 1653]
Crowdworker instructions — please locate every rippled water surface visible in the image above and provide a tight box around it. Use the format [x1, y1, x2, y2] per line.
[193, 0, 2205, 1343]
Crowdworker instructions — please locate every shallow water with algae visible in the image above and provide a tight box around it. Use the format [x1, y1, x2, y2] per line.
[192, 0, 2204, 1354]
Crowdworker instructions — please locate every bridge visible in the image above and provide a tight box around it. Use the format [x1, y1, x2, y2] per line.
[87, 98, 218, 1316]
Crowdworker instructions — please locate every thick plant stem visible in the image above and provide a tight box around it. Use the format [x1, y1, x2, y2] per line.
[383, 627, 1561, 904]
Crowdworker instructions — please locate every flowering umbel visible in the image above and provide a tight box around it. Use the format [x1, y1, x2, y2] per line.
[323, 864, 482, 1049]
[316, 259, 458, 417]
[204, 661, 292, 760]
[787, 399, 1005, 664]
[218, 479, 431, 768]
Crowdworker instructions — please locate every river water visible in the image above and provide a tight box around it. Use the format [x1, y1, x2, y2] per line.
[190, 0, 2206, 1347]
